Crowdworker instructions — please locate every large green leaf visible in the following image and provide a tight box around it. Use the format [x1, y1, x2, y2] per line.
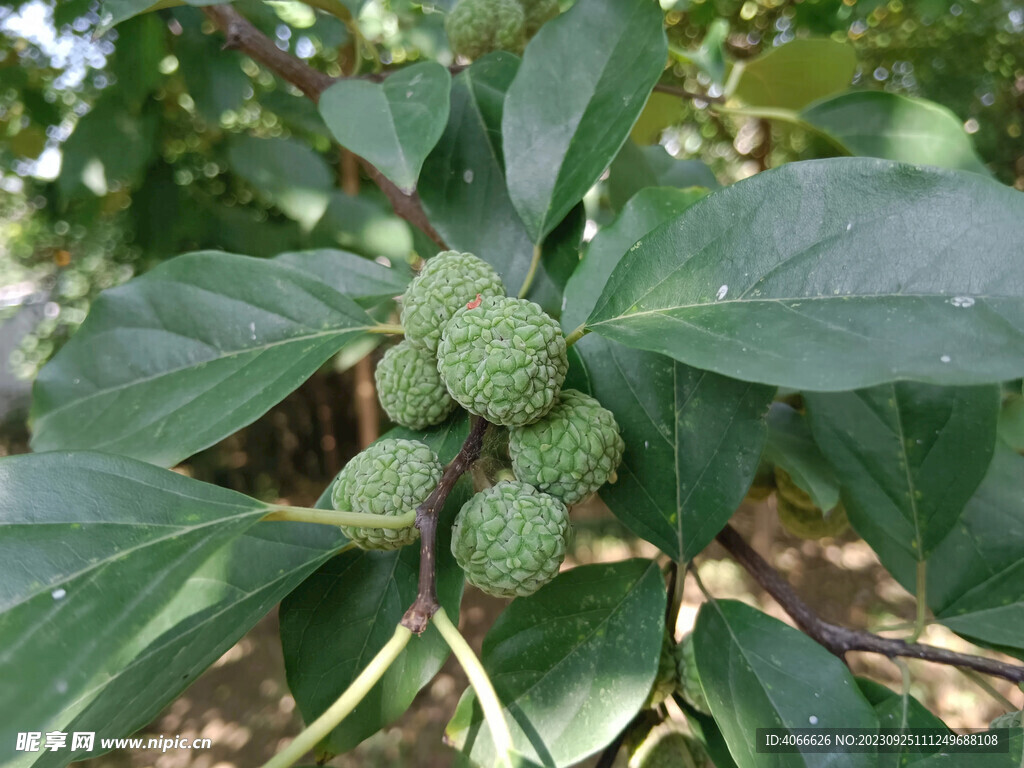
[446, 560, 666, 767]
[862, 444, 1024, 658]
[30, 251, 375, 466]
[273, 248, 412, 307]
[733, 38, 856, 110]
[586, 158, 1024, 391]
[417, 53, 579, 312]
[578, 335, 773, 561]
[805, 383, 999, 559]
[764, 403, 840, 512]
[41, 520, 345, 767]
[319, 62, 451, 193]
[801, 91, 990, 176]
[0, 452, 287, 767]
[694, 600, 879, 768]
[502, 0, 668, 242]
[227, 135, 333, 230]
[927, 445, 1024, 655]
[562, 186, 708, 331]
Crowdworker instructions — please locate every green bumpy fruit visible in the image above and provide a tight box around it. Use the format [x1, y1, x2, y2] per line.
[451, 480, 570, 597]
[438, 296, 567, 427]
[508, 388, 624, 504]
[518, 0, 559, 35]
[400, 251, 504, 352]
[375, 340, 457, 430]
[674, 633, 711, 716]
[331, 438, 443, 550]
[990, 711, 1022, 729]
[775, 467, 849, 540]
[445, 0, 526, 60]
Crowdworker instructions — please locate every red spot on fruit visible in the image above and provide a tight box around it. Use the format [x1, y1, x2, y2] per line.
[466, 294, 483, 310]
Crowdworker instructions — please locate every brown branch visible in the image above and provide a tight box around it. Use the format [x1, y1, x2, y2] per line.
[652, 82, 726, 105]
[401, 417, 489, 634]
[715, 524, 1024, 684]
[200, 4, 447, 249]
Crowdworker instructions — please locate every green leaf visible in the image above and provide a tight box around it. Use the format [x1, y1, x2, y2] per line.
[802, 91, 990, 176]
[417, 53, 576, 312]
[805, 383, 999, 559]
[630, 92, 684, 145]
[319, 62, 451, 193]
[227, 135, 333, 230]
[586, 158, 1024, 391]
[58, 95, 158, 197]
[927, 445, 1024, 656]
[764, 403, 840, 512]
[502, 0, 668, 242]
[273, 248, 412, 307]
[856, 678, 950, 765]
[47, 521, 344, 766]
[563, 186, 708, 331]
[733, 38, 856, 110]
[694, 600, 879, 768]
[578, 335, 773, 561]
[280, 421, 468, 753]
[997, 394, 1024, 452]
[569, 189, 770, 560]
[0, 451, 278, 766]
[606, 141, 719, 212]
[446, 560, 666, 767]
[100, 0, 182, 27]
[30, 251, 375, 467]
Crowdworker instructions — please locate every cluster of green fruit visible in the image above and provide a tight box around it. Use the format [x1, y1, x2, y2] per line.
[445, 0, 560, 60]
[331, 251, 625, 599]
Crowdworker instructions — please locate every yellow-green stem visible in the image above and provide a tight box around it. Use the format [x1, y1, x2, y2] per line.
[517, 244, 542, 299]
[959, 668, 1018, 711]
[302, 0, 352, 21]
[262, 625, 412, 768]
[264, 505, 416, 530]
[563, 324, 588, 348]
[367, 323, 404, 335]
[432, 608, 515, 768]
[909, 561, 928, 643]
[896, 659, 912, 731]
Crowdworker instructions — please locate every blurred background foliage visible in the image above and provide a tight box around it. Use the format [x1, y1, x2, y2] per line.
[2, 0, 1022, 386]
[1, 0, 1022, 445]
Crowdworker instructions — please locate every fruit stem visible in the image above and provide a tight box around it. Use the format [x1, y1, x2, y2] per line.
[431, 608, 515, 768]
[366, 323, 405, 335]
[563, 323, 588, 348]
[264, 505, 416, 530]
[908, 560, 928, 643]
[517, 243, 543, 299]
[261, 624, 412, 768]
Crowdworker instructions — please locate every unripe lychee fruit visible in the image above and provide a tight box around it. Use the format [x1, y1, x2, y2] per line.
[674, 633, 711, 716]
[508, 388, 624, 504]
[400, 251, 504, 353]
[331, 438, 442, 550]
[631, 730, 709, 768]
[375, 340, 457, 430]
[450, 480, 570, 597]
[445, 0, 526, 61]
[438, 295, 567, 427]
